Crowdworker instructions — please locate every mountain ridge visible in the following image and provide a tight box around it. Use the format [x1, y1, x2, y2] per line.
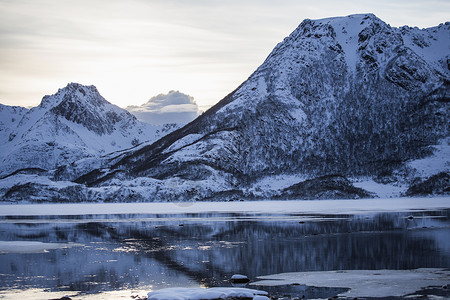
[0, 83, 169, 178]
[82, 14, 448, 181]
[1, 14, 449, 202]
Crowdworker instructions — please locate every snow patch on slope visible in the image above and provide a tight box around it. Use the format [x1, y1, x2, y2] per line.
[323, 14, 371, 73]
[407, 138, 450, 178]
[247, 174, 308, 197]
[401, 22, 450, 76]
[353, 179, 407, 198]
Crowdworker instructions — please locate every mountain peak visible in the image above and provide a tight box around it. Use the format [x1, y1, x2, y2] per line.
[288, 13, 391, 46]
[60, 82, 99, 97]
[36, 83, 137, 135]
[39, 83, 105, 110]
[293, 14, 383, 33]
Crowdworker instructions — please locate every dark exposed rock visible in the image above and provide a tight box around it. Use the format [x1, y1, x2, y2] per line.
[406, 172, 450, 196]
[48, 83, 136, 136]
[280, 175, 373, 200]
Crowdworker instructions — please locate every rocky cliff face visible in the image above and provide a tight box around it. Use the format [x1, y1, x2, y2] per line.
[1, 14, 449, 202]
[0, 83, 163, 178]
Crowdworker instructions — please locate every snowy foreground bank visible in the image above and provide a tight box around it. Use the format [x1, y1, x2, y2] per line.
[145, 268, 450, 299]
[144, 268, 450, 299]
[2, 269, 448, 300]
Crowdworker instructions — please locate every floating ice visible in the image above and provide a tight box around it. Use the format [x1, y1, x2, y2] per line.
[251, 268, 450, 298]
[147, 287, 268, 300]
[0, 241, 80, 253]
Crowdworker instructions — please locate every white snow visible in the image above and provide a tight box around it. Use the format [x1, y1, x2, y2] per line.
[0, 241, 80, 253]
[402, 23, 450, 76]
[353, 179, 407, 198]
[250, 174, 307, 192]
[0, 104, 28, 145]
[0, 174, 77, 189]
[0, 83, 169, 177]
[147, 287, 267, 300]
[0, 197, 448, 217]
[256, 75, 268, 96]
[217, 75, 267, 115]
[0, 288, 150, 300]
[322, 14, 371, 74]
[251, 268, 450, 298]
[407, 138, 450, 178]
[163, 134, 203, 154]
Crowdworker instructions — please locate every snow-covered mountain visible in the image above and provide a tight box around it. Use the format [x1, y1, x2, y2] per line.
[0, 83, 168, 178]
[0, 104, 29, 145]
[1, 14, 449, 202]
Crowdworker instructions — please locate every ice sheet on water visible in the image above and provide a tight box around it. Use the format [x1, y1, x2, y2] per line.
[251, 268, 450, 298]
[0, 241, 80, 253]
[0, 197, 449, 217]
[147, 287, 268, 300]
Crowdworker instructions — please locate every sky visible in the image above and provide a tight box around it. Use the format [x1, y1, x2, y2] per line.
[0, 0, 449, 111]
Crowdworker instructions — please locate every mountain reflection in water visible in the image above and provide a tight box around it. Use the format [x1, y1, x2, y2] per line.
[0, 208, 449, 295]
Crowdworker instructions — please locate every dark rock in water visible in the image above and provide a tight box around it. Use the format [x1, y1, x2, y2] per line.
[230, 274, 250, 283]
[280, 175, 373, 200]
[406, 172, 450, 196]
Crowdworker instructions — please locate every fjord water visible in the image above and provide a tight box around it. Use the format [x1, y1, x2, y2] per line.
[0, 200, 449, 298]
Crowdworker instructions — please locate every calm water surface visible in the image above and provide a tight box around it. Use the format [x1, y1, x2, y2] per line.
[0, 202, 449, 298]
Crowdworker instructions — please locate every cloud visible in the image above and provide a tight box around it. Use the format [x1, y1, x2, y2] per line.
[126, 91, 200, 125]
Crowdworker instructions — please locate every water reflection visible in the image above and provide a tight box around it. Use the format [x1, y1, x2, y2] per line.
[0, 209, 449, 295]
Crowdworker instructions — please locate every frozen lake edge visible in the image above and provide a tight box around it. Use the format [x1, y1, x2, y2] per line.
[0, 197, 449, 216]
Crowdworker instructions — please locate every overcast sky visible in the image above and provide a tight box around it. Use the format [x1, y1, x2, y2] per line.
[0, 0, 448, 110]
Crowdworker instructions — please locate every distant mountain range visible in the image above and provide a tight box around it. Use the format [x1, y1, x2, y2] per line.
[1, 14, 448, 202]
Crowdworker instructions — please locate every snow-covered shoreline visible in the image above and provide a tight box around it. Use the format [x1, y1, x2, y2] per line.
[0, 197, 448, 216]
